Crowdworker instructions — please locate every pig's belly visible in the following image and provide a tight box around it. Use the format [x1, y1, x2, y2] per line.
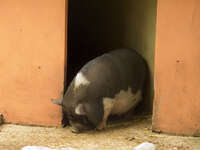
[103, 87, 142, 115]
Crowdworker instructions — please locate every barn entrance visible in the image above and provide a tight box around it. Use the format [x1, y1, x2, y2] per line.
[66, 0, 157, 112]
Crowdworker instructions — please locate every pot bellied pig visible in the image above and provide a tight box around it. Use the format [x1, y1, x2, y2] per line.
[52, 49, 147, 133]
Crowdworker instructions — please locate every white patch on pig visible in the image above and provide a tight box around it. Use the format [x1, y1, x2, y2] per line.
[74, 72, 90, 89]
[105, 88, 141, 115]
[97, 88, 142, 130]
[110, 87, 142, 115]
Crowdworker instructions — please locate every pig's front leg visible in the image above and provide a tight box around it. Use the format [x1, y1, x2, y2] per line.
[96, 98, 115, 130]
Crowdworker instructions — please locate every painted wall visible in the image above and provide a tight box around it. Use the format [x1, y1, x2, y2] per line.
[68, 0, 157, 111]
[153, 0, 200, 135]
[0, 0, 66, 126]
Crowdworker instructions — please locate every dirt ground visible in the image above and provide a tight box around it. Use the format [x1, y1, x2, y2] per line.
[0, 115, 199, 150]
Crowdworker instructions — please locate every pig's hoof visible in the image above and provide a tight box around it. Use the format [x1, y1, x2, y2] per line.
[95, 127, 106, 132]
[96, 122, 107, 131]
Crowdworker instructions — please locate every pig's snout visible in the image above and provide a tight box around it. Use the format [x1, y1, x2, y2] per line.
[69, 120, 91, 133]
[71, 127, 81, 133]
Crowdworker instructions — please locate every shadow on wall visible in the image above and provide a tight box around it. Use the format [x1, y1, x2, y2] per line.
[67, 0, 157, 112]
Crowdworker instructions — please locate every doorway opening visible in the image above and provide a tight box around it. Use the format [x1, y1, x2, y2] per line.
[66, 0, 157, 112]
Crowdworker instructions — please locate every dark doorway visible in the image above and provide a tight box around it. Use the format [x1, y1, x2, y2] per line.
[66, 0, 157, 112]
[66, 0, 127, 88]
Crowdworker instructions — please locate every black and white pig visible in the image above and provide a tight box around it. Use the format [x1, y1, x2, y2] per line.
[52, 49, 147, 133]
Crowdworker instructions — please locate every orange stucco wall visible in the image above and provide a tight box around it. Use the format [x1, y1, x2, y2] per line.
[153, 0, 200, 135]
[0, 0, 67, 126]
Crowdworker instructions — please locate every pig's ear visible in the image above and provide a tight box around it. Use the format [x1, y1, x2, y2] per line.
[75, 104, 86, 115]
[51, 99, 63, 106]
